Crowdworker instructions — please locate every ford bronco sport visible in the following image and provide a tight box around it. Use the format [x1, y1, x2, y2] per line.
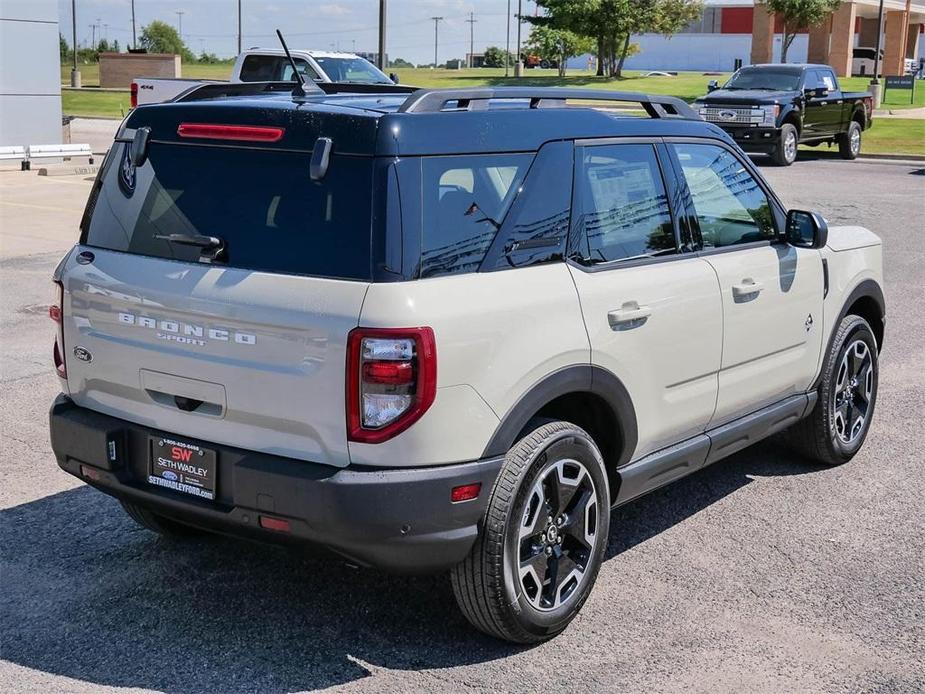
[49, 80, 885, 643]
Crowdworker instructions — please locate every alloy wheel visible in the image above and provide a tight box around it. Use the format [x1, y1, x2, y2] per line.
[784, 131, 797, 162]
[850, 127, 861, 156]
[517, 458, 599, 611]
[832, 339, 873, 445]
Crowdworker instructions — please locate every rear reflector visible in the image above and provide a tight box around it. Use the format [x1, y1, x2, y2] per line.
[451, 483, 481, 503]
[130, 81, 138, 108]
[259, 516, 291, 533]
[177, 123, 285, 142]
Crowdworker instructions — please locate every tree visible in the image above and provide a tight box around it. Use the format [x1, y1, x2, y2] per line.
[389, 57, 414, 68]
[524, 25, 596, 76]
[764, 0, 840, 63]
[531, 0, 702, 78]
[139, 20, 194, 62]
[60, 33, 70, 61]
[483, 46, 514, 68]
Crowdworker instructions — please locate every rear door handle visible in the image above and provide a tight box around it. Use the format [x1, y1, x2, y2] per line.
[732, 279, 764, 298]
[608, 302, 652, 329]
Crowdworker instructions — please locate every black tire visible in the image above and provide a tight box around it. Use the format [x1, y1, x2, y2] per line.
[838, 120, 862, 160]
[772, 123, 799, 166]
[120, 501, 203, 537]
[450, 420, 611, 643]
[782, 315, 879, 465]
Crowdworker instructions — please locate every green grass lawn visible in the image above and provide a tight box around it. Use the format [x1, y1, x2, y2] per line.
[861, 119, 925, 156]
[60, 66, 924, 155]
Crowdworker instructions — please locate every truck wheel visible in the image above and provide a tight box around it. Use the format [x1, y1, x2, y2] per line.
[781, 315, 879, 465]
[450, 420, 610, 643]
[772, 123, 799, 166]
[120, 501, 203, 537]
[838, 121, 862, 160]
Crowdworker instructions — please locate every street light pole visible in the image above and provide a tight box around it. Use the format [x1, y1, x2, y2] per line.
[237, 0, 242, 54]
[431, 16, 443, 69]
[505, 0, 511, 77]
[175, 10, 184, 39]
[70, 0, 81, 87]
[515, 0, 523, 77]
[377, 0, 387, 69]
[131, 0, 136, 49]
[870, 0, 885, 107]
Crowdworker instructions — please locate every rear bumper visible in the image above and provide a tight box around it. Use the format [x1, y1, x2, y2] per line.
[49, 395, 502, 573]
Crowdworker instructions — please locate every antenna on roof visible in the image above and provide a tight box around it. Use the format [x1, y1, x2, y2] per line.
[276, 29, 307, 98]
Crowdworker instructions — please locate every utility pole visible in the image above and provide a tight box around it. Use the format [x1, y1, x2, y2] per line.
[70, 0, 80, 87]
[102, 23, 108, 43]
[431, 16, 443, 69]
[131, 0, 136, 49]
[237, 0, 242, 54]
[175, 10, 184, 39]
[505, 0, 511, 77]
[377, 0, 387, 69]
[466, 12, 477, 68]
[515, 0, 523, 77]
[90, 20, 99, 48]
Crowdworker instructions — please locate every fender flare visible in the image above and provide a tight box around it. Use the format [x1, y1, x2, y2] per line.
[481, 365, 638, 467]
[812, 278, 885, 390]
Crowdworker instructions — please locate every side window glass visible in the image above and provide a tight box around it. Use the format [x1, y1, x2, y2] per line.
[420, 153, 531, 278]
[820, 70, 837, 91]
[672, 143, 775, 248]
[485, 141, 572, 270]
[573, 143, 675, 264]
[281, 58, 318, 82]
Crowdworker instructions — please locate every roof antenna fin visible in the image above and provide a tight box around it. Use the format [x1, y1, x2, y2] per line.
[276, 29, 307, 98]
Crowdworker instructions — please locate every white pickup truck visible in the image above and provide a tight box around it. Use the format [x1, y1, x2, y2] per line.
[131, 48, 397, 107]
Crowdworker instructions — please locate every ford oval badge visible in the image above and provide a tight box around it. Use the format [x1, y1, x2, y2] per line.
[162, 470, 178, 481]
[73, 346, 93, 363]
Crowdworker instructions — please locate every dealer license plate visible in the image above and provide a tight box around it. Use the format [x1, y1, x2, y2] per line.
[148, 436, 217, 501]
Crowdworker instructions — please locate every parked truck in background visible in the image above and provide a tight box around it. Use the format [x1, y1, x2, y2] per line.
[694, 64, 873, 166]
[131, 48, 398, 107]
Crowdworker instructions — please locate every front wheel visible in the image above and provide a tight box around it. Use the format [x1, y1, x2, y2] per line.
[838, 121, 862, 159]
[772, 123, 799, 166]
[451, 421, 610, 643]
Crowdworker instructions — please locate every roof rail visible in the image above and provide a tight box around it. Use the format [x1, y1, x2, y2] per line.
[398, 87, 698, 119]
[172, 80, 323, 103]
[315, 82, 419, 95]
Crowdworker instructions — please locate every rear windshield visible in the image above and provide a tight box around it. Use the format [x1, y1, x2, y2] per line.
[82, 142, 372, 280]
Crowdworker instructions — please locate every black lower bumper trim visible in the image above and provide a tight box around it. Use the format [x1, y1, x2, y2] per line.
[49, 395, 502, 573]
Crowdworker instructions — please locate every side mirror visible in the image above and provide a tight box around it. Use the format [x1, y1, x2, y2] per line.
[390, 72, 399, 84]
[129, 126, 151, 167]
[787, 209, 828, 249]
[707, 79, 719, 92]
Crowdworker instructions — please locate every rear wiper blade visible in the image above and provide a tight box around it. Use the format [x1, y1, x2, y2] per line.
[154, 233, 226, 261]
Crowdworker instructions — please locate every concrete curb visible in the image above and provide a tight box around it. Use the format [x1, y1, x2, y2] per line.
[858, 152, 925, 162]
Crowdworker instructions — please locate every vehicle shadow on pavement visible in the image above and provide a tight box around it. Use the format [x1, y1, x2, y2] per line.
[0, 441, 823, 693]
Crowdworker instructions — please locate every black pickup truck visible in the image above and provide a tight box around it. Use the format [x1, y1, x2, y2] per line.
[694, 64, 873, 166]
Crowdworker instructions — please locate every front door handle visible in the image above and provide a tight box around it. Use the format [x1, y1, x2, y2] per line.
[732, 279, 764, 298]
[608, 302, 652, 329]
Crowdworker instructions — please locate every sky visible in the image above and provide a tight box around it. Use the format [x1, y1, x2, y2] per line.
[58, 0, 540, 65]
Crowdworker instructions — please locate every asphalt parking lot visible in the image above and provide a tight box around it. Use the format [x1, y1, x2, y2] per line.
[1, 154, 924, 693]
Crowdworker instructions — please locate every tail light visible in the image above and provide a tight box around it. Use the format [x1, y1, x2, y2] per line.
[50, 280, 66, 378]
[346, 327, 436, 443]
[130, 81, 138, 108]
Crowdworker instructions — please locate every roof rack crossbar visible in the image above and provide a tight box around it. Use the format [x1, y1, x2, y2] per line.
[398, 88, 698, 119]
[172, 80, 323, 103]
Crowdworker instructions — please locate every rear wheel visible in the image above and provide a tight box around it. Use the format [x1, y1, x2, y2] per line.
[772, 123, 799, 166]
[838, 121, 862, 160]
[120, 501, 203, 538]
[782, 315, 879, 465]
[451, 420, 610, 643]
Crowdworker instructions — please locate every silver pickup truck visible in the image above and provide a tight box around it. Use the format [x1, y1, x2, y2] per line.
[131, 48, 397, 107]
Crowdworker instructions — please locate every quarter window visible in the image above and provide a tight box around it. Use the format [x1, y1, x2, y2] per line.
[573, 144, 675, 264]
[671, 143, 776, 248]
[420, 154, 531, 278]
